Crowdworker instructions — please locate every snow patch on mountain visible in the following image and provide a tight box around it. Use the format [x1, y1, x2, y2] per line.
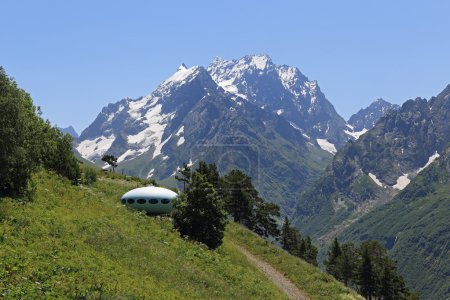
[177, 136, 185, 146]
[393, 174, 410, 190]
[118, 149, 139, 163]
[76, 135, 115, 161]
[153, 135, 172, 159]
[368, 173, 384, 187]
[417, 151, 440, 173]
[316, 139, 337, 154]
[345, 128, 368, 140]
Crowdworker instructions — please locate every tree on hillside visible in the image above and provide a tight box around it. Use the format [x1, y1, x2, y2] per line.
[221, 169, 281, 239]
[0, 67, 40, 198]
[281, 217, 298, 252]
[222, 169, 255, 226]
[253, 201, 280, 238]
[280, 216, 317, 266]
[40, 125, 80, 182]
[101, 154, 118, 172]
[339, 242, 358, 286]
[172, 173, 228, 249]
[359, 247, 376, 300]
[325, 239, 414, 299]
[196, 161, 220, 189]
[325, 238, 342, 279]
[301, 236, 318, 266]
[175, 162, 191, 192]
[1, 67, 81, 198]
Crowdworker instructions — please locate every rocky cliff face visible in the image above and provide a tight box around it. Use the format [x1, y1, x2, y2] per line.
[293, 85, 450, 239]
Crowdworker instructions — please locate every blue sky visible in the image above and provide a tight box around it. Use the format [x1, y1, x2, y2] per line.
[1, 0, 449, 133]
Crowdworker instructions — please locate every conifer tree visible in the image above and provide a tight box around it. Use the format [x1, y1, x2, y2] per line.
[222, 169, 255, 226]
[325, 238, 342, 279]
[359, 247, 375, 300]
[172, 173, 228, 249]
[281, 217, 295, 251]
[253, 201, 280, 238]
[302, 236, 318, 266]
[339, 242, 358, 287]
[196, 161, 220, 189]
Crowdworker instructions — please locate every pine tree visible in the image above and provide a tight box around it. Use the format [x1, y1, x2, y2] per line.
[339, 242, 358, 287]
[196, 161, 220, 189]
[359, 247, 375, 300]
[253, 199, 280, 238]
[380, 258, 396, 300]
[325, 238, 342, 279]
[302, 236, 318, 266]
[222, 169, 255, 226]
[172, 173, 228, 249]
[280, 217, 293, 251]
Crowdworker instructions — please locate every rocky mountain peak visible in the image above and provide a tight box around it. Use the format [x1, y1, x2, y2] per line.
[347, 98, 400, 132]
[208, 55, 349, 150]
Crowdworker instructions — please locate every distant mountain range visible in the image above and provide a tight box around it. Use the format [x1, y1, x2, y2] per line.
[74, 54, 404, 213]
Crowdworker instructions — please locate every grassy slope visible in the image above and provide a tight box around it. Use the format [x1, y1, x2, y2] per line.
[227, 224, 362, 300]
[0, 171, 358, 299]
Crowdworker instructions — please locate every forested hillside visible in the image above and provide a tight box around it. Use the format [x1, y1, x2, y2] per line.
[340, 146, 450, 299]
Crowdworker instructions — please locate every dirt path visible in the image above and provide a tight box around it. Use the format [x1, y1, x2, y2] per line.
[234, 244, 310, 300]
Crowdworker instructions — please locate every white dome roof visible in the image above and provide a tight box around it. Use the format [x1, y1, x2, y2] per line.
[121, 186, 177, 199]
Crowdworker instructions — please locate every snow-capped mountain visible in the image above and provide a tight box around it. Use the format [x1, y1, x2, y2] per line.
[77, 62, 333, 211]
[347, 98, 400, 135]
[207, 54, 350, 151]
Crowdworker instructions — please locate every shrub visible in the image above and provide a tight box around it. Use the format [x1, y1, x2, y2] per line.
[82, 167, 98, 185]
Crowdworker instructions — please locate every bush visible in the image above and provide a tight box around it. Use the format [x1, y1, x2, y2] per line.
[82, 167, 97, 185]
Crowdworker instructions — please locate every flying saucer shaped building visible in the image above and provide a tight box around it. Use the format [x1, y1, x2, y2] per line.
[120, 186, 178, 214]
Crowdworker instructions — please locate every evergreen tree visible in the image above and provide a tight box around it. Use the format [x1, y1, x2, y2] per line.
[380, 258, 396, 300]
[253, 201, 280, 238]
[175, 162, 191, 192]
[172, 173, 228, 249]
[359, 247, 376, 300]
[222, 169, 255, 226]
[101, 154, 118, 172]
[325, 238, 342, 279]
[280, 216, 317, 265]
[196, 161, 220, 189]
[301, 236, 318, 266]
[280, 217, 294, 251]
[339, 242, 358, 287]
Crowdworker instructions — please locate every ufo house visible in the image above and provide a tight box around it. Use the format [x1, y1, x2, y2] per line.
[120, 186, 178, 214]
